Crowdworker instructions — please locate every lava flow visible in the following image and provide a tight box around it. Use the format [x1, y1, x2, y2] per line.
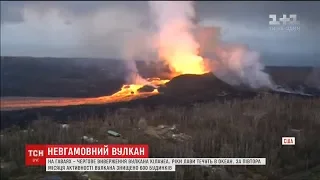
[0, 1, 212, 111]
[0, 36, 208, 111]
[0, 53, 207, 111]
[95, 78, 170, 102]
[0, 78, 170, 111]
[0, 57, 207, 111]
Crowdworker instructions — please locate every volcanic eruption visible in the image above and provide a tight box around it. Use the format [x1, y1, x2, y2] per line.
[1, 1, 316, 111]
[88, 1, 213, 105]
[147, 1, 210, 77]
[123, 1, 275, 93]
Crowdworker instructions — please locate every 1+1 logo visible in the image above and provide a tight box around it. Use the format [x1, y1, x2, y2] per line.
[269, 14, 300, 32]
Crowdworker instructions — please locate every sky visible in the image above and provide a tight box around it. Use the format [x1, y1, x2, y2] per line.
[1, 1, 320, 65]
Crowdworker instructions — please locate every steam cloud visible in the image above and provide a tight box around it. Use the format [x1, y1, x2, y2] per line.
[306, 67, 320, 89]
[146, 0, 275, 89]
[148, 1, 207, 76]
[210, 44, 275, 89]
[124, 60, 148, 85]
[121, 23, 153, 85]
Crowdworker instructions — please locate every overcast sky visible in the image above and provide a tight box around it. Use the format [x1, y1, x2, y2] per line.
[1, 1, 319, 65]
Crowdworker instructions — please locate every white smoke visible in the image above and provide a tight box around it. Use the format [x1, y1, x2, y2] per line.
[123, 60, 146, 84]
[148, 1, 208, 75]
[210, 44, 275, 89]
[147, 1, 275, 89]
[306, 67, 320, 89]
[123, 31, 159, 88]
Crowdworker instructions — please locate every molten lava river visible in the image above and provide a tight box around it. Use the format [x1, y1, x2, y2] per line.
[1, 41, 210, 111]
[0, 78, 170, 111]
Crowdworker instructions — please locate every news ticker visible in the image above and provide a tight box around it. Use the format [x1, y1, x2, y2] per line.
[46, 158, 266, 172]
[26, 144, 266, 172]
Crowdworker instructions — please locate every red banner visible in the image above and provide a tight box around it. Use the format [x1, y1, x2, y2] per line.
[25, 144, 149, 166]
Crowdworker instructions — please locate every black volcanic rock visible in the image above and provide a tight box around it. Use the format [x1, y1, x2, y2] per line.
[156, 73, 318, 102]
[138, 85, 156, 93]
[1, 56, 127, 97]
[1, 73, 318, 130]
[158, 73, 238, 96]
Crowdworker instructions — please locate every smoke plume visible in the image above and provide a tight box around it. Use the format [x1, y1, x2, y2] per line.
[148, 1, 208, 76]
[147, 1, 275, 89]
[306, 67, 320, 89]
[210, 44, 275, 89]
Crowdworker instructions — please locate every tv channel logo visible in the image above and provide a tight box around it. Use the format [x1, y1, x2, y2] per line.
[269, 14, 300, 32]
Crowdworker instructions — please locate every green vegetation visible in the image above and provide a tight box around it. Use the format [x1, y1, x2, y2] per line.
[1, 95, 320, 180]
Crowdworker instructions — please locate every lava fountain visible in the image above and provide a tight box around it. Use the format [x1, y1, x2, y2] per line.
[0, 1, 209, 111]
[148, 1, 209, 78]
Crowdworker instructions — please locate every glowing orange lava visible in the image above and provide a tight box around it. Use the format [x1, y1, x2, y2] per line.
[166, 51, 209, 76]
[0, 55, 206, 111]
[0, 78, 170, 111]
[155, 21, 210, 77]
[0, 22, 212, 111]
